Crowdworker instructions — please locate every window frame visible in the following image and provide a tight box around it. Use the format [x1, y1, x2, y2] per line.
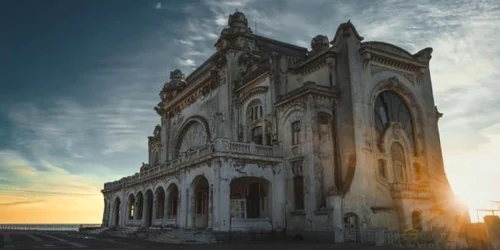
[291, 121, 301, 145]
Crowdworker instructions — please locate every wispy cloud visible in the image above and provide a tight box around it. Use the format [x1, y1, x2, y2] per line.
[0, 200, 45, 207]
[1, 0, 499, 223]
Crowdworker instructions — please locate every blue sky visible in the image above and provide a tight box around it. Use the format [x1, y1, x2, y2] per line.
[0, 0, 499, 222]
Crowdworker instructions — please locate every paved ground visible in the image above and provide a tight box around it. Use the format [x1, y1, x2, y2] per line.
[0, 231, 418, 250]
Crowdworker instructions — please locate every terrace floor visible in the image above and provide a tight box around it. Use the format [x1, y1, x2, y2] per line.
[0, 231, 421, 250]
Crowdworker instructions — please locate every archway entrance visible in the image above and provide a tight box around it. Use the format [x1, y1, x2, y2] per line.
[344, 213, 360, 242]
[167, 184, 179, 220]
[113, 197, 121, 226]
[229, 177, 270, 219]
[145, 190, 154, 227]
[127, 194, 135, 222]
[155, 187, 165, 220]
[136, 192, 144, 222]
[192, 176, 209, 229]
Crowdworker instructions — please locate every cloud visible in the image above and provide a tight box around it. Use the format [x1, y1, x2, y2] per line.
[1, 0, 499, 223]
[0, 200, 45, 207]
[179, 58, 196, 67]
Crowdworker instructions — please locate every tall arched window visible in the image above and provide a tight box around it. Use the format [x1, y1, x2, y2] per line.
[177, 121, 207, 154]
[391, 142, 407, 182]
[246, 99, 264, 144]
[374, 91, 415, 153]
[412, 210, 423, 231]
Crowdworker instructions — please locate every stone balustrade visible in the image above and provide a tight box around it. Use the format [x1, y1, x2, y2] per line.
[103, 139, 280, 191]
[389, 182, 431, 199]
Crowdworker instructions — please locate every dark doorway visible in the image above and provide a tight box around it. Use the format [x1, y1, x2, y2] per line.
[145, 190, 154, 227]
[246, 183, 261, 218]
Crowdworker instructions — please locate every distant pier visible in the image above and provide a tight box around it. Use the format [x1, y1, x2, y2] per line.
[0, 224, 101, 232]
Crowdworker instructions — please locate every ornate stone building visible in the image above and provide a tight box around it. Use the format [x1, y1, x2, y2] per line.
[101, 11, 466, 242]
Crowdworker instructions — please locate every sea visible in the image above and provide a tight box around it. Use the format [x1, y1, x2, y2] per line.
[0, 224, 101, 231]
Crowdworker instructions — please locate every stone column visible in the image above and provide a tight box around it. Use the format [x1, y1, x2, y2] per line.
[120, 196, 126, 226]
[133, 200, 139, 221]
[163, 192, 169, 225]
[152, 197, 158, 225]
[331, 195, 344, 243]
[185, 188, 192, 228]
[208, 184, 214, 228]
[271, 164, 286, 230]
[212, 159, 230, 231]
[305, 94, 321, 214]
[142, 195, 149, 228]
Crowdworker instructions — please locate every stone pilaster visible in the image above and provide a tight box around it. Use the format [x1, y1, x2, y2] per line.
[142, 195, 149, 227]
[152, 197, 158, 223]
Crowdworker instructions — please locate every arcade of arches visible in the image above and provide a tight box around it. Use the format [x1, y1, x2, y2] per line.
[105, 175, 275, 230]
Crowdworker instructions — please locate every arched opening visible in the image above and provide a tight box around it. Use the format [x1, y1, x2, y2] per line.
[374, 90, 416, 155]
[155, 187, 165, 219]
[246, 99, 266, 145]
[113, 197, 121, 227]
[167, 184, 179, 219]
[127, 194, 135, 221]
[414, 163, 422, 181]
[412, 210, 423, 231]
[344, 213, 360, 242]
[230, 177, 270, 219]
[144, 190, 154, 227]
[176, 120, 208, 156]
[191, 175, 209, 229]
[103, 199, 109, 227]
[136, 192, 144, 221]
[391, 142, 407, 182]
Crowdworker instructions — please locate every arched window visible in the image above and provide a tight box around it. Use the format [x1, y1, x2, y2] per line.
[128, 194, 135, 220]
[378, 159, 387, 179]
[291, 121, 301, 145]
[177, 121, 207, 154]
[414, 163, 422, 181]
[412, 210, 423, 231]
[391, 142, 407, 182]
[247, 99, 263, 122]
[374, 91, 415, 152]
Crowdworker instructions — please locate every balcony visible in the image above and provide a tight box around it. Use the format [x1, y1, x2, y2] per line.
[389, 182, 432, 199]
[103, 139, 281, 191]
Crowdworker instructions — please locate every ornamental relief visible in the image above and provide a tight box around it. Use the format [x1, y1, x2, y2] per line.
[371, 64, 416, 85]
[178, 121, 207, 153]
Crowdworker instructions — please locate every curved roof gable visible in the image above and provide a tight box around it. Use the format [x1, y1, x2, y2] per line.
[362, 41, 414, 59]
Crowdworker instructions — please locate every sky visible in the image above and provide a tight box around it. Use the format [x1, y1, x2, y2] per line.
[0, 0, 499, 224]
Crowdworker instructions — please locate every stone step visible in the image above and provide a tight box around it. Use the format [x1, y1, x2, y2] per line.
[145, 229, 217, 244]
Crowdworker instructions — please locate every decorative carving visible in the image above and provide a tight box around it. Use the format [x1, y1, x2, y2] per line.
[435, 106, 443, 121]
[416, 68, 426, 84]
[391, 122, 402, 139]
[325, 56, 335, 72]
[371, 65, 416, 85]
[178, 121, 207, 153]
[414, 47, 433, 62]
[377, 77, 413, 97]
[291, 160, 303, 176]
[239, 86, 269, 102]
[296, 74, 304, 87]
[238, 125, 244, 141]
[361, 51, 371, 70]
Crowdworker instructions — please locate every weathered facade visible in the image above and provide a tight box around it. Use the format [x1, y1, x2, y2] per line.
[101, 11, 466, 242]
